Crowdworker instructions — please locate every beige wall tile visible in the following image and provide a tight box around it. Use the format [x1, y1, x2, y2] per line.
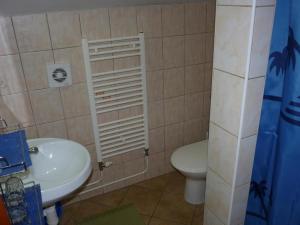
[147, 152, 165, 178]
[249, 6, 275, 78]
[210, 69, 244, 136]
[37, 120, 67, 138]
[1, 92, 34, 126]
[206, 0, 216, 33]
[184, 92, 204, 120]
[185, 2, 206, 35]
[21, 50, 53, 90]
[204, 207, 225, 225]
[203, 91, 211, 117]
[0, 54, 26, 95]
[146, 70, 164, 102]
[24, 126, 38, 139]
[230, 183, 250, 225]
[122, 148, 145, 161]
[242, 77, 265, 138]
[162, 4, 184, 36]
[118, 106, 143, 120]
[184, 119, 202, 145]
[149, 100, 164, 129]
[97, 111, 118, 124]
[137, 5, 162, 38]
[163, 36, 184, 69]
[53, 47, 86, 84]
[236, 135, 257, 186]
[205, 169, 232, 224]
[0, 17, 18, 55]
[102, 163, 125, 184]
[60, 83, 90, 118]
[145, 38, 164, 71]
[91, 59, 113, 74]
[47, 11, 81, 48]
[80, 8, 110, 40]
[165, 122, 184, 152]
[204, 63, 213, 91]
[124, 158, 146, 185]
[214, 6, 252, 77]
[164, 96, 184, 125]
[66, 115, 94, 145]
[208, 122, 238, 185]
[114, 56, 140, 70]
[109, 7, 137, 38]
[149, 127, 165, 153]
[185, 64, 205, 94]
[30, 88, 64, 124]
[205, 33, 214, 62]
[202, 116, 210, 139]
[185, 34, 206, 65]
[164, 67, 184, 98]
[12, 13, 51, 52]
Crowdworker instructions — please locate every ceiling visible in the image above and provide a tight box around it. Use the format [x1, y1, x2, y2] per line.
[0, 0, 200, 16]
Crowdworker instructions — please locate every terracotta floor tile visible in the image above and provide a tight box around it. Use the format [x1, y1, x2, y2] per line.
[135, 175, 169, 192]
[149, 217, 184, 225]
[60, 202, 81, 224]
[74, 200, 112, 222]
[153, 192, 195, 225]
[90, 187, 128, 207]
[195, 204, 204, 216]
[192, 204, 204, 225]
[121, 185, 162, 216]
[141, 214, 151, 225]
[192, 214, 204, 225]
[60, 171, 204, 225]
[164, 172, 185, 196]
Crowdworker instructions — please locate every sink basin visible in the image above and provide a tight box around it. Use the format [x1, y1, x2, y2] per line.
[22, 138, 92, 206]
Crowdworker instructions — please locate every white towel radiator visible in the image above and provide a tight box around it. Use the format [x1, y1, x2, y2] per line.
[82, 33, 149, 170]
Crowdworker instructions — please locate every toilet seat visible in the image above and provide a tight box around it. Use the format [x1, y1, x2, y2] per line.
[171, 140, 208, 174]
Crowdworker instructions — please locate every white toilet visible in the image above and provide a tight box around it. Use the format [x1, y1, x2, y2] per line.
[171, 139, 208, 205]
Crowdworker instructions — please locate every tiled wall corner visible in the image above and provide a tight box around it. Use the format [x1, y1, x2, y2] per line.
[229, 4, 275, 225]
[205, 1, 249, 223]
[205, 0, 275, 224]
[0, 0, 215, 204]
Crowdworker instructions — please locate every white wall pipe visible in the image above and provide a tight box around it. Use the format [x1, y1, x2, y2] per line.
[78, 155, 149, 195]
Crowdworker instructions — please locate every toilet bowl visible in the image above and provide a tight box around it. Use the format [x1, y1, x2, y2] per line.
[171, 140, 208, 205]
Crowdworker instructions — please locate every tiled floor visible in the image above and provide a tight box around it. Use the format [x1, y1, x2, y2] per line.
[60, 172, 204, 225]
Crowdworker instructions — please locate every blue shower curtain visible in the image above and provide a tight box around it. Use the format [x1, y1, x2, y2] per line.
[245, 1, 300, 225]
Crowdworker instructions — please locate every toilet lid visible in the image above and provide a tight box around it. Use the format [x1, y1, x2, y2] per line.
[171, 140, 208, 174]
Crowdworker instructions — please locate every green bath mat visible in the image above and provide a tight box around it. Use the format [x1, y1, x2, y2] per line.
[77, 204, 145, 225]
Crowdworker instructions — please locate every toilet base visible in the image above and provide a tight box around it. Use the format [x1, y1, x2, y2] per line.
[184, 178, 206, 205]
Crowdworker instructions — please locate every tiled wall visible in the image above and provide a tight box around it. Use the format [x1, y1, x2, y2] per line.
[0, 1, 215, 200]
[204, 0, 275, 225]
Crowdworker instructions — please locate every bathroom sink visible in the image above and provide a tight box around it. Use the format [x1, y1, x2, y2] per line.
[21, 138, 92, 206]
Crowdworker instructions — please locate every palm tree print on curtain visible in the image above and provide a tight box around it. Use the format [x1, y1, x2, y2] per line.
[245, 0, 300, 224]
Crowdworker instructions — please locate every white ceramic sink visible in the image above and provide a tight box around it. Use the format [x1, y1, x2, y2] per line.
[22, 138, 92, 206]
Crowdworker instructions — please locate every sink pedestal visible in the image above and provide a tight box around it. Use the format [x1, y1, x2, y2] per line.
[44, 206, 59, 225]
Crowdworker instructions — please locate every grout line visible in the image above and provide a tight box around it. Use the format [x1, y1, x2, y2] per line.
[0, 79, 87, 98]
[248, 74, 266, 80]
[45, 13, 70, 139]
[227, 0, 257, 224]
[214, 67, 246, 79]
[216, 4, 253, 7]
[147, 175, 169, 224]
[209, 120, 239, 138]
[78, 11, 83, 38]
[10, 16, 38, 132]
